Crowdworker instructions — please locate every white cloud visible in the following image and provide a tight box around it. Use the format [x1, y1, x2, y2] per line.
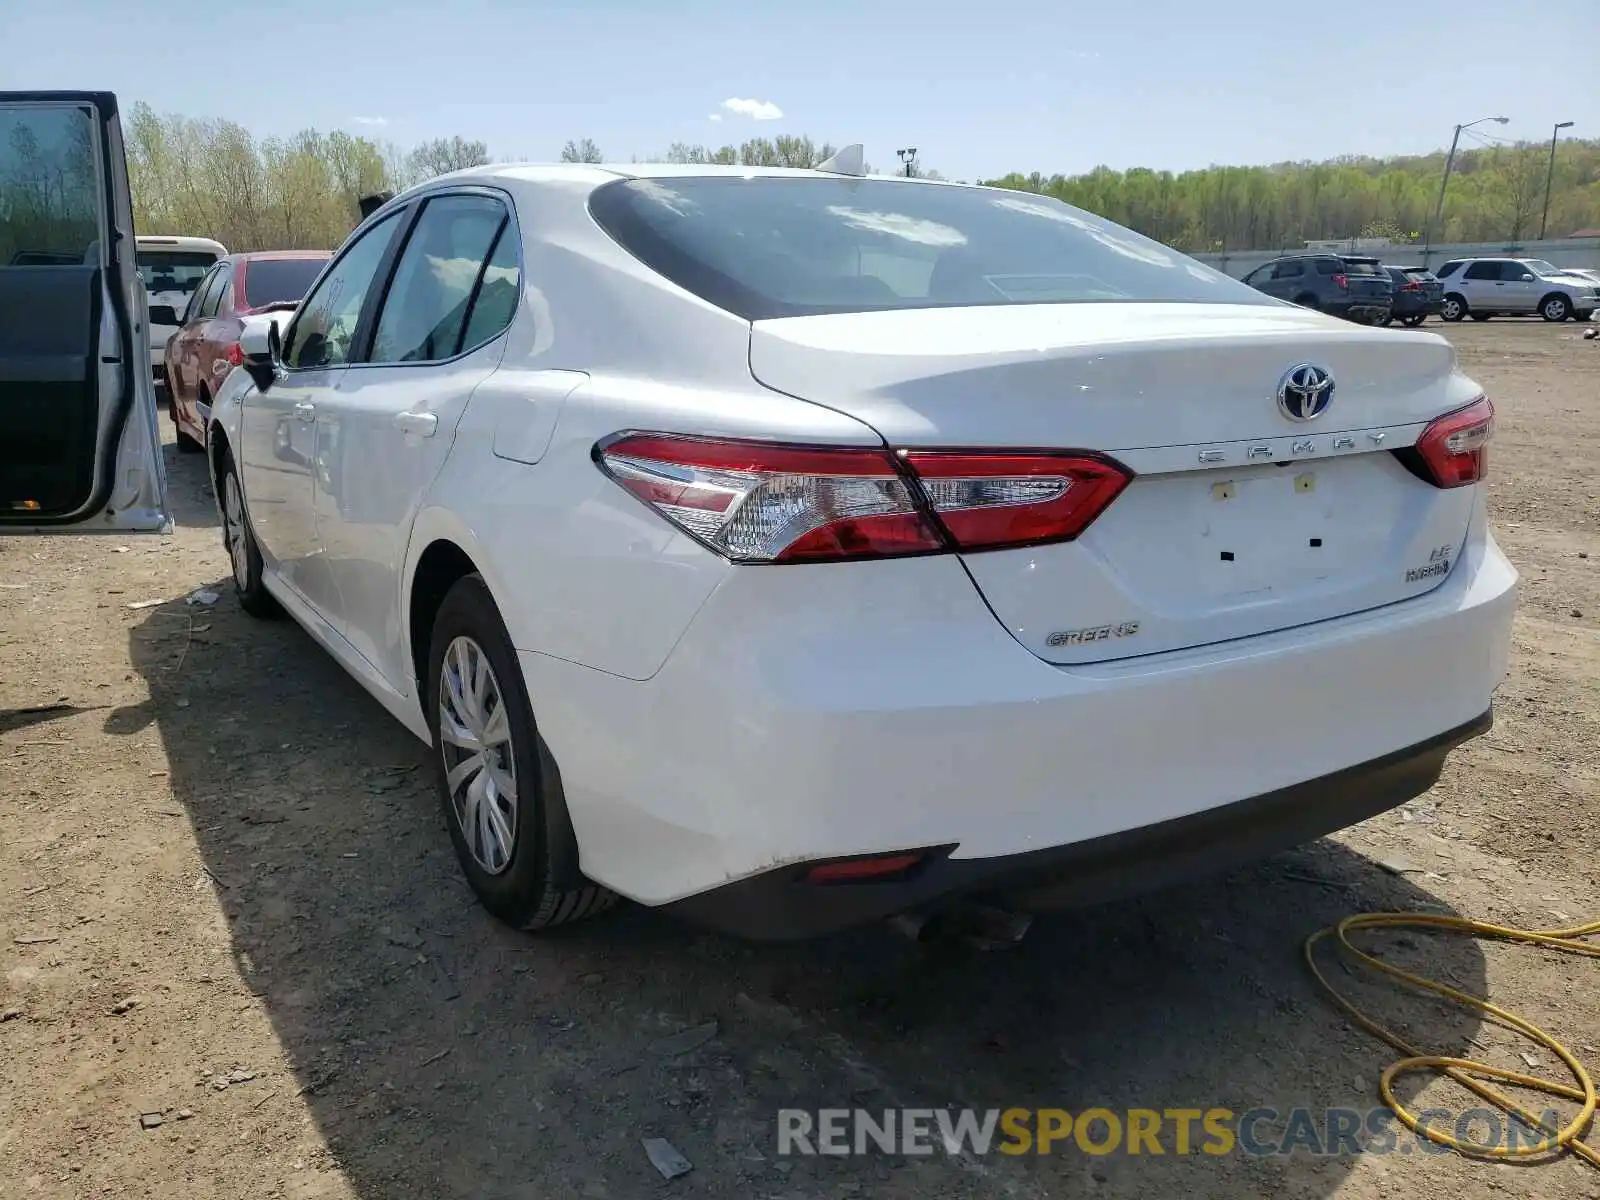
[352, 115, 389, 127]
[721, 97, 783, 121]
[708, 113, 722, 122]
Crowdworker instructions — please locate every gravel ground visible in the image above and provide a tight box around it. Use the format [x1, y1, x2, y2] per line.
[2, 318, 1597, 1200]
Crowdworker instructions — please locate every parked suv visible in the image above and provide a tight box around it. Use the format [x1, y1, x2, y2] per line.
[159, 251, 331, 451]
[1381, 266, 1443, 327]
[1434, 258, 1598, 323]
[1241, 254, 1392, 323]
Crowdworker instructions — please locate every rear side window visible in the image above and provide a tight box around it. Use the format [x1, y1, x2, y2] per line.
[241, 258, 327, 309]
[0, 104, 99, 267]
[1272, 260, 1304, 279]
[368, 194, 509, 364]
[1463, 261, 1500, 281]
[1435, 261, 1462, 279]
[1314, 259, 1339, 276]
[459, 223, 521, 351]
[588, 177, 1271, 320]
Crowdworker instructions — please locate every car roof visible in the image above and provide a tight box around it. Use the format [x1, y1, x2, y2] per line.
[228, 250, 332, 262]
[135, 235, 227, 253]
[409, 161, 971, 189]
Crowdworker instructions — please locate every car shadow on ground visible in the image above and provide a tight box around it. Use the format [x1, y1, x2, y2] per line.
[162, 437, 220, 530]
[117, 457, 1492, 1199]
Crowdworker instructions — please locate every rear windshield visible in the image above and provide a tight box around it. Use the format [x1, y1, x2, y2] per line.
[242, 257, 326, 308]
[1341, 260, 1386, 276]
[588, 177, 1273, 320]
[136, 250, 218, 297]
[1403, 268, 1436, 280]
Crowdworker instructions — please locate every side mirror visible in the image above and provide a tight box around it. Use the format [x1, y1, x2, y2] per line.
[240, 318, 284, 392]
[149, 304, 181, 327]
[1520, 273, 1536, 282]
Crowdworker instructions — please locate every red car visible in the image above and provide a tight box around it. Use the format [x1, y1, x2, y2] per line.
[162, 250, 331, 450]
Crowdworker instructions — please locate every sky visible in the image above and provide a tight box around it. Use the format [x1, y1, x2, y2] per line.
[6, 0, 1596, 181]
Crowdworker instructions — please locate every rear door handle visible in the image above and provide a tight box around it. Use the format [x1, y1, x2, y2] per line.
[392, 411, 438, 437]
[293, 402, 316, 422]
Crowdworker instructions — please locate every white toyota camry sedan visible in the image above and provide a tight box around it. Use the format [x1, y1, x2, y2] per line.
[192, 161, 1517, 939]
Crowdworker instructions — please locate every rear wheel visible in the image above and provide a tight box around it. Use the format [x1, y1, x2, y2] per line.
[1440, 294, 1466, 322]
[427, 575, 616, 932]
[1378, 311, 1394, 327]
[1400, 314, 1428, 328]
[219, 451, 281, 618]
[1540, 294, 1572, 323]
[1470, 312, 1492, 322]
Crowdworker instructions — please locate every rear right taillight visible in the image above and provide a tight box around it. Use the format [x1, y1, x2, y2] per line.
[595, 433, 1133, 563]
[1400, 280, 1423, 292]
[1332, 272, 1349, 290]
[1409, 396, 1493, 488]
[224, 342, 244, 367]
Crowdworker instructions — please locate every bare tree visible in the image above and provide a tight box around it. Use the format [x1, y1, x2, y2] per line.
[560, 138, 604, 164]
[407, 135, 490, 182]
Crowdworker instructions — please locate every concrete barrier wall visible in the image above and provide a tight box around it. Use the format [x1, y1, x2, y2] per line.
[1193, 238, 1600, 280]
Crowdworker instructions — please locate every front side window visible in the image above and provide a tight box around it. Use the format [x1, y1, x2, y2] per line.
[369, 195, 507, 364]
[283, 212, 401, 370]
[1272, 260, 1304, 279]
[589, 177, 1271, 320]
[0, 103, 99, 267]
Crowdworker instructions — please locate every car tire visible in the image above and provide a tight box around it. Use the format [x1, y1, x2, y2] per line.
[426, 574, 617, 933]
[1378, 311, 1394, 327]
[1440, 295, 1466, 322]
[1469, 312, 1492, 322]
[218, 450, 281, 619]
[1401, 314, 1428, 328]
[1539, 294, 1572, 323]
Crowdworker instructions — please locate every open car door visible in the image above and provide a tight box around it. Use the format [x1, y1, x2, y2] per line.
[0, 91, 170, 533]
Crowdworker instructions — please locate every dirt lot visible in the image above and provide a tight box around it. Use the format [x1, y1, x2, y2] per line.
[2, 319, 1597, 1200]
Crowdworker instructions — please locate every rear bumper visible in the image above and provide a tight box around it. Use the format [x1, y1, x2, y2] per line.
[1330, 300, 1392, 320]
[666, 708, 1491, 940]
[522, 504, 1516, 933]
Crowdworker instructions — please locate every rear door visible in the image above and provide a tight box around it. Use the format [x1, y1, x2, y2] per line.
[0, 91, 169, 532]
[315, 189, 518, 684]
[1458, 260, 1502, 310]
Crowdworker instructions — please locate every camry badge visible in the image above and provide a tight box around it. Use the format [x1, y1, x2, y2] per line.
[1276, 363, 1335, 422]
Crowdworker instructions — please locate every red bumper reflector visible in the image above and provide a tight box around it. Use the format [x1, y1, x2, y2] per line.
[804, 853, 926, 884]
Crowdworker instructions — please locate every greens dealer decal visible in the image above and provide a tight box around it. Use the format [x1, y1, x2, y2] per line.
[1406, 544, 1454, 584]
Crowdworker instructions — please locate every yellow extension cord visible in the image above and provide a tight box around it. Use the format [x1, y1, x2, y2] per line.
[1305, 910, 1600, 1167]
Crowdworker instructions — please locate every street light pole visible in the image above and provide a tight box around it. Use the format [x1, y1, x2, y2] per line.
[1540, 121, 1575, 241]
[897, 147, 917, 178]
[1425, 115, 1509, 263]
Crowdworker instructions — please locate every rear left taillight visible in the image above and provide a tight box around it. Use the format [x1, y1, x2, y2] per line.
[224, 343, 244, 367]
[1407, 396, 1493, 488]
[595, 434, 1132, 563]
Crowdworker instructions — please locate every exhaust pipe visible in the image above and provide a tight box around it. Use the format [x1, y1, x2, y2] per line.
[887, 901, 1034, 949]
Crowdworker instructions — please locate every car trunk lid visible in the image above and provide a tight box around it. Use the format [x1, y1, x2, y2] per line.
[748, 301, 1478, 664]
